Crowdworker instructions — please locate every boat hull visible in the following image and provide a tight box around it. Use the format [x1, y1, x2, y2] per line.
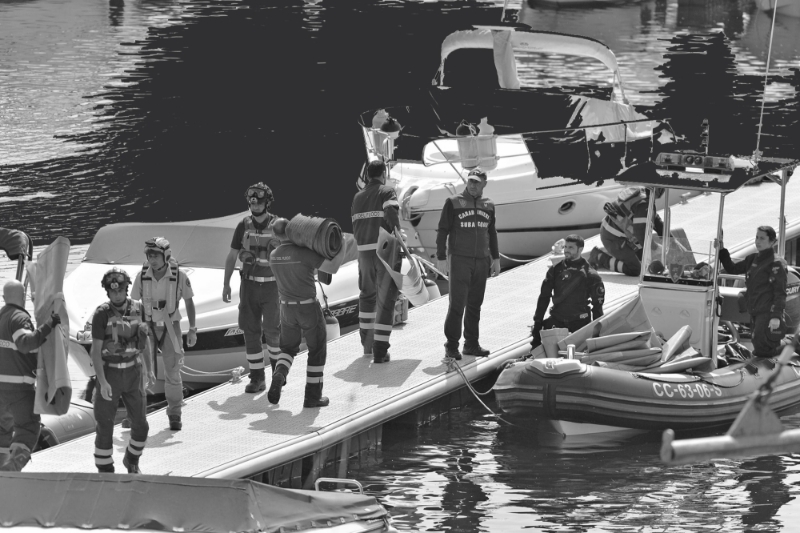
[495, 357, 800, 431]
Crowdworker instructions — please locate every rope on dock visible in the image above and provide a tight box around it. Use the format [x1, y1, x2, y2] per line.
[445, 357, 522, 427]
[286, 214, 343, 259]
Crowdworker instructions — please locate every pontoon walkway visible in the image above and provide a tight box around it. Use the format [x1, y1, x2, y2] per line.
[26, 177, 799, 483]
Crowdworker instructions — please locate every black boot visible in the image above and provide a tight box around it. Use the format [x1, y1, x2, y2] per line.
[245, 368, 266, 393]
[303, 383, 330, 408]
[267, 372, 286, 405]
[122, 455, 141, 474]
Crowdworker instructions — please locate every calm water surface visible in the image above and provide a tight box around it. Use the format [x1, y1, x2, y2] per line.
[2, 0, 800, 530]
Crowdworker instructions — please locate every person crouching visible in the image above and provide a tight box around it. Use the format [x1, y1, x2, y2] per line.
[267, 218, 346, 408]
[89, 268, 154, 474]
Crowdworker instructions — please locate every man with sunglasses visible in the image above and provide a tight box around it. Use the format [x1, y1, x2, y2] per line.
[436, 169, 501, 360]
[223, 182, 282, 392]
[351, 160, 401, 364]
[89, 268, 153, 474]
[131, 237, 196, 431]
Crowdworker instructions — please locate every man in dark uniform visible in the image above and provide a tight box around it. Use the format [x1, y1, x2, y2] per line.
[719, 225, 787, 358]
[0, 280, 60, 471]
[89, 268, 154, 474]
[436, 169, 501, 360]
[223, 182, 282, 392]
[590, 186, 664, 276]
[267, 218, 346, 407]
[531, 234, 605, 348]
[351, 160, 401, 364]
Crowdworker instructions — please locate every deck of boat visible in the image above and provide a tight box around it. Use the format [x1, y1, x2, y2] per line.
[19, 176, 798, 478]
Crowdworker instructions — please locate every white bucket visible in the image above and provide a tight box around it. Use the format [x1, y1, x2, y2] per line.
[324, 312, 340, 342]
[400, 255, 429, 306]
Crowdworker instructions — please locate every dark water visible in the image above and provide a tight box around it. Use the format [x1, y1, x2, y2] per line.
[2, 0, 800, 529]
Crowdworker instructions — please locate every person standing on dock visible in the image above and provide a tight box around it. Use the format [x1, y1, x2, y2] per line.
[436, 168, 501, 360]
[131, 237, 196, 432]
[531, 234, 605, 349]
[89, 268, 153, 474]
[718, 225, 787, 358]
[0, 280, 61, 472]
[589, 186, 664, 276]
[267, 218, 346, 407]
[351, 160, 401, 364]
[222, 182, 282, 392]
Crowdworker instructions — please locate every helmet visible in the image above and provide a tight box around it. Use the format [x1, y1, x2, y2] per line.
[144, 236, 172, 262]
[245, 182, 274, 205]
[101, 267, 132, 292]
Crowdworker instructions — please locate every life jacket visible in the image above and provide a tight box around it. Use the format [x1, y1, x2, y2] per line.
[0, 305, 38, 389]
[602, 187, 646, 249]
[140, 258, 180, 323]
[100, 299, 144, 362]
[239, 215, 278, 278]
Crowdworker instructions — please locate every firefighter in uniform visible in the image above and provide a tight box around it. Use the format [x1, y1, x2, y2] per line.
[719, 225, 787, 358]
[90, 268, 154, 474]
[0, 280, 60, 471]
[131, 237, 196, 431]
[531, 234, 605, 348]
[223, 182, 282, 392]
[351, 160, 401, 364]
[436, 169, 501, 360]
[590, 187, 664, 277]
[267, 218, 346, 407]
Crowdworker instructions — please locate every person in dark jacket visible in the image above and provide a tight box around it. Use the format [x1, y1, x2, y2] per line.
[0, 280, 60, 471]
[719, 225, 787, 358]
[351, 160, 401, 364]
[436, 169, 501, 360]
[532, 234, 605, 348]
[590, 187, 664, 276]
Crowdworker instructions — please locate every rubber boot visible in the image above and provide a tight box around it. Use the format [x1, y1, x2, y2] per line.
[245, 368, 266, 393]
[0, 443, 31, 472]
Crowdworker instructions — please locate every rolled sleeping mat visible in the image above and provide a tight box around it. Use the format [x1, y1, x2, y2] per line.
[285, 213, 343, 260]
[375, 228, 429, 307]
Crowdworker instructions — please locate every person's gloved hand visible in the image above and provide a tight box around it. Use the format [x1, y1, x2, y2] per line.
[531, 321, 542, 348]
[49, 312, 62, 328]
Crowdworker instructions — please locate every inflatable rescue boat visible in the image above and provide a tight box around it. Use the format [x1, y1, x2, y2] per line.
[494, 151, 800, 432]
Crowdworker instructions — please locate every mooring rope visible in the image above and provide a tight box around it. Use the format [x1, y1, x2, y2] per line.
[443, 357, 522, 427]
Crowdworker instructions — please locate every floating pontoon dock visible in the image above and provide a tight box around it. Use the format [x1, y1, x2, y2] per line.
[25, 176, 800, 487]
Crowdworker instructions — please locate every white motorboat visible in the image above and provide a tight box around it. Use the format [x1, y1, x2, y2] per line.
[64, 212, 361, 392]
[359, 25, 675, 262]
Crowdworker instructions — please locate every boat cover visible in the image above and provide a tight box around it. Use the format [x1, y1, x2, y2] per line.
[84, 212, 358, 270]
[0, 472, 388, 533]
[0, 227, 31, 261]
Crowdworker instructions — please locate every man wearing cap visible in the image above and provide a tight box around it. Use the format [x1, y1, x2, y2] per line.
[436, 168, 501, 360]
[531, 234, 604, 349]
[131, 237, 196, 431]
[0, 280, 61, 471]
[266, 218, 347, 408]
[351, 160, 401, 364]
[90, 268, 153, 474]
[223, 182, 282, 392]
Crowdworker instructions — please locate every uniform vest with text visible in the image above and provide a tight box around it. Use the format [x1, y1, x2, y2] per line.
[603, 187, 646, 248]
[239, 215, 278, 278]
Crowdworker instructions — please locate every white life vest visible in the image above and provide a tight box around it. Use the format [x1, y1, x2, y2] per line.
[141, 258, 180, 323]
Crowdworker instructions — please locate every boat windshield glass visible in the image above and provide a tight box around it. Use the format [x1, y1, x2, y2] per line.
[643, 234, 716, 287]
